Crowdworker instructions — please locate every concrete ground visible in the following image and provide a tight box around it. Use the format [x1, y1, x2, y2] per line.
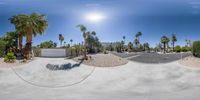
[0, 56, 200, 100]
[113, 52, 192, 63]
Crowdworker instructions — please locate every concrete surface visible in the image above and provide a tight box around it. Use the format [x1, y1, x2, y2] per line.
[113, 52, 192, 63]
[0, 57, 200, 100]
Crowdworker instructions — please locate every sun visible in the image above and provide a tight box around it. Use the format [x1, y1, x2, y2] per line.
[85, 13, 105, 23]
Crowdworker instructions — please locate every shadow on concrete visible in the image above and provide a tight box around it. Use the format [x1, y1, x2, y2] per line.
[46, 59, 84, 71]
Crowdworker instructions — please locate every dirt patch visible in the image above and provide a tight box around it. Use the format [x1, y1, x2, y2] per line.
[0, 58, 32, 68]
[73, 54, 128, 67]
[179, 56, 200, 68]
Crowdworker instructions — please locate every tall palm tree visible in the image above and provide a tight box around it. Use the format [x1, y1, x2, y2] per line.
[59, 34, 64, 47]
[171, 33, 177, 52]
[122, 36, 126, 52]
[70, 39, 73, 46]
[123, 36, 126, 44]
[9, 14, 27, 51]
[185, 39, 191, 47]
[10, 13, 48, 59]
[143, 42, 149, 51]
[64, 41, 66, 47]
[134, 38, 139, 47]
[77, 24, 87, 60]
[161, 36, 170, 53]
[135, 32, 142, 38]
[25, 13, 48, 59]
[135, 32, 142, 47]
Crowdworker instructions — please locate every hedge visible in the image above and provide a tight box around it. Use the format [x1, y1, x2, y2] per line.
[192, 41, 200, 58]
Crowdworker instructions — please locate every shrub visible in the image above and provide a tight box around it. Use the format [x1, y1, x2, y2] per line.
[175, 45, 181, 53]
[4, 52, 16, 63]
[33, 48, 41, 57]
[0, 39, 6, 57]
[103, 49, 108, 54]
[181, 46, 191, 52]
[192, 41, 200, 58]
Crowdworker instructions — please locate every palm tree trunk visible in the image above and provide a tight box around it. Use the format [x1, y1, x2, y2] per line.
[19, 33, 23, 51]
[172, 41, 174, 52]
[164, 43, 166, 53]
[60, 41, 62, 47]
[15, 34, 18, 50]
[25, 27, 33, 59]
[84, 39, 87, 60]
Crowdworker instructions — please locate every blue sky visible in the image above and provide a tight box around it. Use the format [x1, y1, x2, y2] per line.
[0, 0, 200, 47]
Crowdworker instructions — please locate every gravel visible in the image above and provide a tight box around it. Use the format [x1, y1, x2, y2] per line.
[73, 54, 128, 67]
[179, 56, 200, 68]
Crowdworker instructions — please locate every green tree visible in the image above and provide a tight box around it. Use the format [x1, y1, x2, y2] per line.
[143, 42, 150, 52]
[185, 39, 192, 47]
[53, 42, 57, 48]
[3, 32, 18, 53]
[59, 34, 64, 47]
[76, 24, 89, 60]
[134, 39, 139, 47]
[115, 42, 123, 53]
[161, 36, 170, 53]
[10, 13, 48, 59]
[135, 32, 142, 47]
[122, 36, 126, 52]
[10, 14, 26, 51]
[128, 42, 134, 52]
[64, 41, 66, 47]
[171, 33, 177, 52]
[39, 40, 54, 48]
[175, 45, 181, 52]
[0, 38, 6, 57]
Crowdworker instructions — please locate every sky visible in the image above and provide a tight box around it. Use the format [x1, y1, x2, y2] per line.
[0, 0, 200, 47]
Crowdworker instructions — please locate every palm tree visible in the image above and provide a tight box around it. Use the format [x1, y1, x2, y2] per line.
[134, 38, 139, 47]
[128, 42, 134, 52]
[171, 33, 177, 52]
[59, 34, 64, 47]
[161, 36, 170, 53]
[122, 36, 126, 52]
[10, 13, 48, 59]
[135, 32, 142, 48]
[135, 32, 142, 38]
[9, 14, 27, 51]
[70, 39, 73, 46]
[53, 42, 57, 48]
[143, 42, 150, 52]
[25, 13, 48, 59]
[64, 41, 66, 47]
[185, 39, 191, 47]
[77, 24, 87, 60]
[123, 36, 126, 44]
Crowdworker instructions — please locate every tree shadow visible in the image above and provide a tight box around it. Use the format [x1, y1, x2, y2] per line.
[46, 59, 84, 71]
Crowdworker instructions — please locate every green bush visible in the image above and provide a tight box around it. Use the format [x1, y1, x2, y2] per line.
[0, 39, 6, 57]
[4, 52, 16, 63]
[181, 46, 191, 52]
[175, 45, 181, 53]
[192, 41, 200, 58]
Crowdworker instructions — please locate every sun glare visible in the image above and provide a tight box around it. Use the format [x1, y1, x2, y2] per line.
[85, 13, 105, 23]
